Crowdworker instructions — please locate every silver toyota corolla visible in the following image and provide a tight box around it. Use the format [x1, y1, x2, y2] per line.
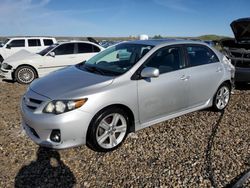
[21, 40, 234, 152]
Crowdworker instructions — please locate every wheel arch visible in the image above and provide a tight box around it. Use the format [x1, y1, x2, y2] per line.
[87, 104, 135, 136]
[213, 79, 232, 98]
[220, 80, 232, 90]
[12, 64, 39, 80]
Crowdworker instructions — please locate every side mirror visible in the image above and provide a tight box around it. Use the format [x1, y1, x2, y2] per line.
[6, 44, 11, 49]
[140, 67, 159, 78]
[48, 51, 55, 57]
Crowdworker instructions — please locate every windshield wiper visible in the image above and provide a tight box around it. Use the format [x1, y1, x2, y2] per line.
[84, 65, 105, 75]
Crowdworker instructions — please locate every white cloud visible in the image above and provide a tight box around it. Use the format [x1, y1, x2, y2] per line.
[0, 0, 102, 36]
[153, 0, 195, 13]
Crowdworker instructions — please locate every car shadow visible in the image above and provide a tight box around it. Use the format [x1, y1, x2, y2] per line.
[15, 147, 76, 188]
[204, 110, 224, 188]
[1, 79, 15, 83]
[204, 111, 250, 187]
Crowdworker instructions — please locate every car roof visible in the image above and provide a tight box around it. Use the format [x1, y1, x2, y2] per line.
[58, 41, 102, 47]
[124, 39, 209, 47]
[7, 37, 55, 39]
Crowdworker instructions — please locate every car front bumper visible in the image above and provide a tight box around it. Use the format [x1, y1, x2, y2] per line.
[20, 90, 94, 149]
[235, 67, 250, 83]
[0, 68, 12, 80]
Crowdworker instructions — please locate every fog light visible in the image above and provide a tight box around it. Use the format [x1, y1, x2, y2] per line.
[50, 130, 61, 143]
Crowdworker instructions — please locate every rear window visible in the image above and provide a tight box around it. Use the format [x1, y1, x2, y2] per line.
[28, 39, 41, 47]
[43, 39, 54, 46]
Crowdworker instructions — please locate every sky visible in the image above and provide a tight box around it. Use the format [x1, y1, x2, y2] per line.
[0, 0, 249, 37]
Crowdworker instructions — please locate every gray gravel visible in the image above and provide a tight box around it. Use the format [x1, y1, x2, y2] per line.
[0, 82, 249, 187]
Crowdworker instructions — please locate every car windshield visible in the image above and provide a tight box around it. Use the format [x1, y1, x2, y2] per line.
[1, 39, 10, 47]
[37, 44, 58, 56]
[77, 43, 153, 76]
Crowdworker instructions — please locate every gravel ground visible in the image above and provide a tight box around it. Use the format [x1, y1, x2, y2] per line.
[0, 81, 249, 188]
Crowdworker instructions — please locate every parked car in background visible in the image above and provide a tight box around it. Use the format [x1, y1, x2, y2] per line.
[21, 39, 234, 152]
[0, 37, 57, 63]
[220, 17, 250, 84]
[203, 40, 215, 47]
[0, 41, 104, 84]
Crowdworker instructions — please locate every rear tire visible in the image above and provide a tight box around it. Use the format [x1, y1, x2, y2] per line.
[87, 107, 129, 152]
[15, 66, 37, 84]
[212, 83, 231, 111]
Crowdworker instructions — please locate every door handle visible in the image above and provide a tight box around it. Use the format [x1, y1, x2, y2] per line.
[216, 67, 223, 72]
[180, 75, 190, 81]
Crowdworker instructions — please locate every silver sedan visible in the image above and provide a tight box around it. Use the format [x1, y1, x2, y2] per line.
[21, 39, 234, 152]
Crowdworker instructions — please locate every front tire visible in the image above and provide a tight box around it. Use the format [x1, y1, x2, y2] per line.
[212, 83, 231, 111]
[0, 55, 4, 63]
[87, 107, 129, 152]
[15, 66, 37, 84]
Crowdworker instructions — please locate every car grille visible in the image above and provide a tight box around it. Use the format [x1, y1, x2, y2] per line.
[24, 96, 43, 111]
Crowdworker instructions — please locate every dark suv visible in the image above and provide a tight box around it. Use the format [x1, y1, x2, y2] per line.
[220, 18, 250, 84]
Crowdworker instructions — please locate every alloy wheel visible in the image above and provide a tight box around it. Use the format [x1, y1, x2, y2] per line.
[17, 67, 35, 84]
[96, 113, 127, 149]
[215, 86, 230, 110]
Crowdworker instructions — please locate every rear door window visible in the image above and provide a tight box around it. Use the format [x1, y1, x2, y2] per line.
[9, 40, 25, 47]
[76, 43, 101, 53]
[185, 45, 219, 67]
[43, 39, 54, 46]
[28, 39, 41, 47]
[93, 45, 101, 52]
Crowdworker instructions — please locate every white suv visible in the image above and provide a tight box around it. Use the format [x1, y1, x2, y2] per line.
[0, 37, 57, 62]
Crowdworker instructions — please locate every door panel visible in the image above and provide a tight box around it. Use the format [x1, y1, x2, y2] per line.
[137, 46, 188, 124]
[38, 55, 76, 76]
[184, 45, 223, 108]
[185, 63, 223, 107]
[138, 69, 188, 124]
[6, 39, 26, 58]
[37, 43, 76, 76]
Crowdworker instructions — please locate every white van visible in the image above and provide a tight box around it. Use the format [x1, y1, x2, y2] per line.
[0, 37, 57, 62]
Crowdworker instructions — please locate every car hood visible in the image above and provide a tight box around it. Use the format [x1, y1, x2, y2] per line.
[5, 49, 40, 62]
[30, 65, 114, 99]
[230, 18, 250, 43]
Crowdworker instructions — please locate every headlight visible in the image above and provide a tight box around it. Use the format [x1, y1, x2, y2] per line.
[1, 63, 12, 70]
[43, 99, 88, 114]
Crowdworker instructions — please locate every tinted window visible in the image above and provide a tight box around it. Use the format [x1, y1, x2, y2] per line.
[93, 45, 101, 52]
[44, 39, 53, 46]
[9, 40, 25, 47]
[144, 47, 184, 74]
[77, 43, 93, 53]
[53, 43, 75, 55]
[77, 43, 100, 53]
[28, 39, 41, 47]
[186, 45, 219, 67]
